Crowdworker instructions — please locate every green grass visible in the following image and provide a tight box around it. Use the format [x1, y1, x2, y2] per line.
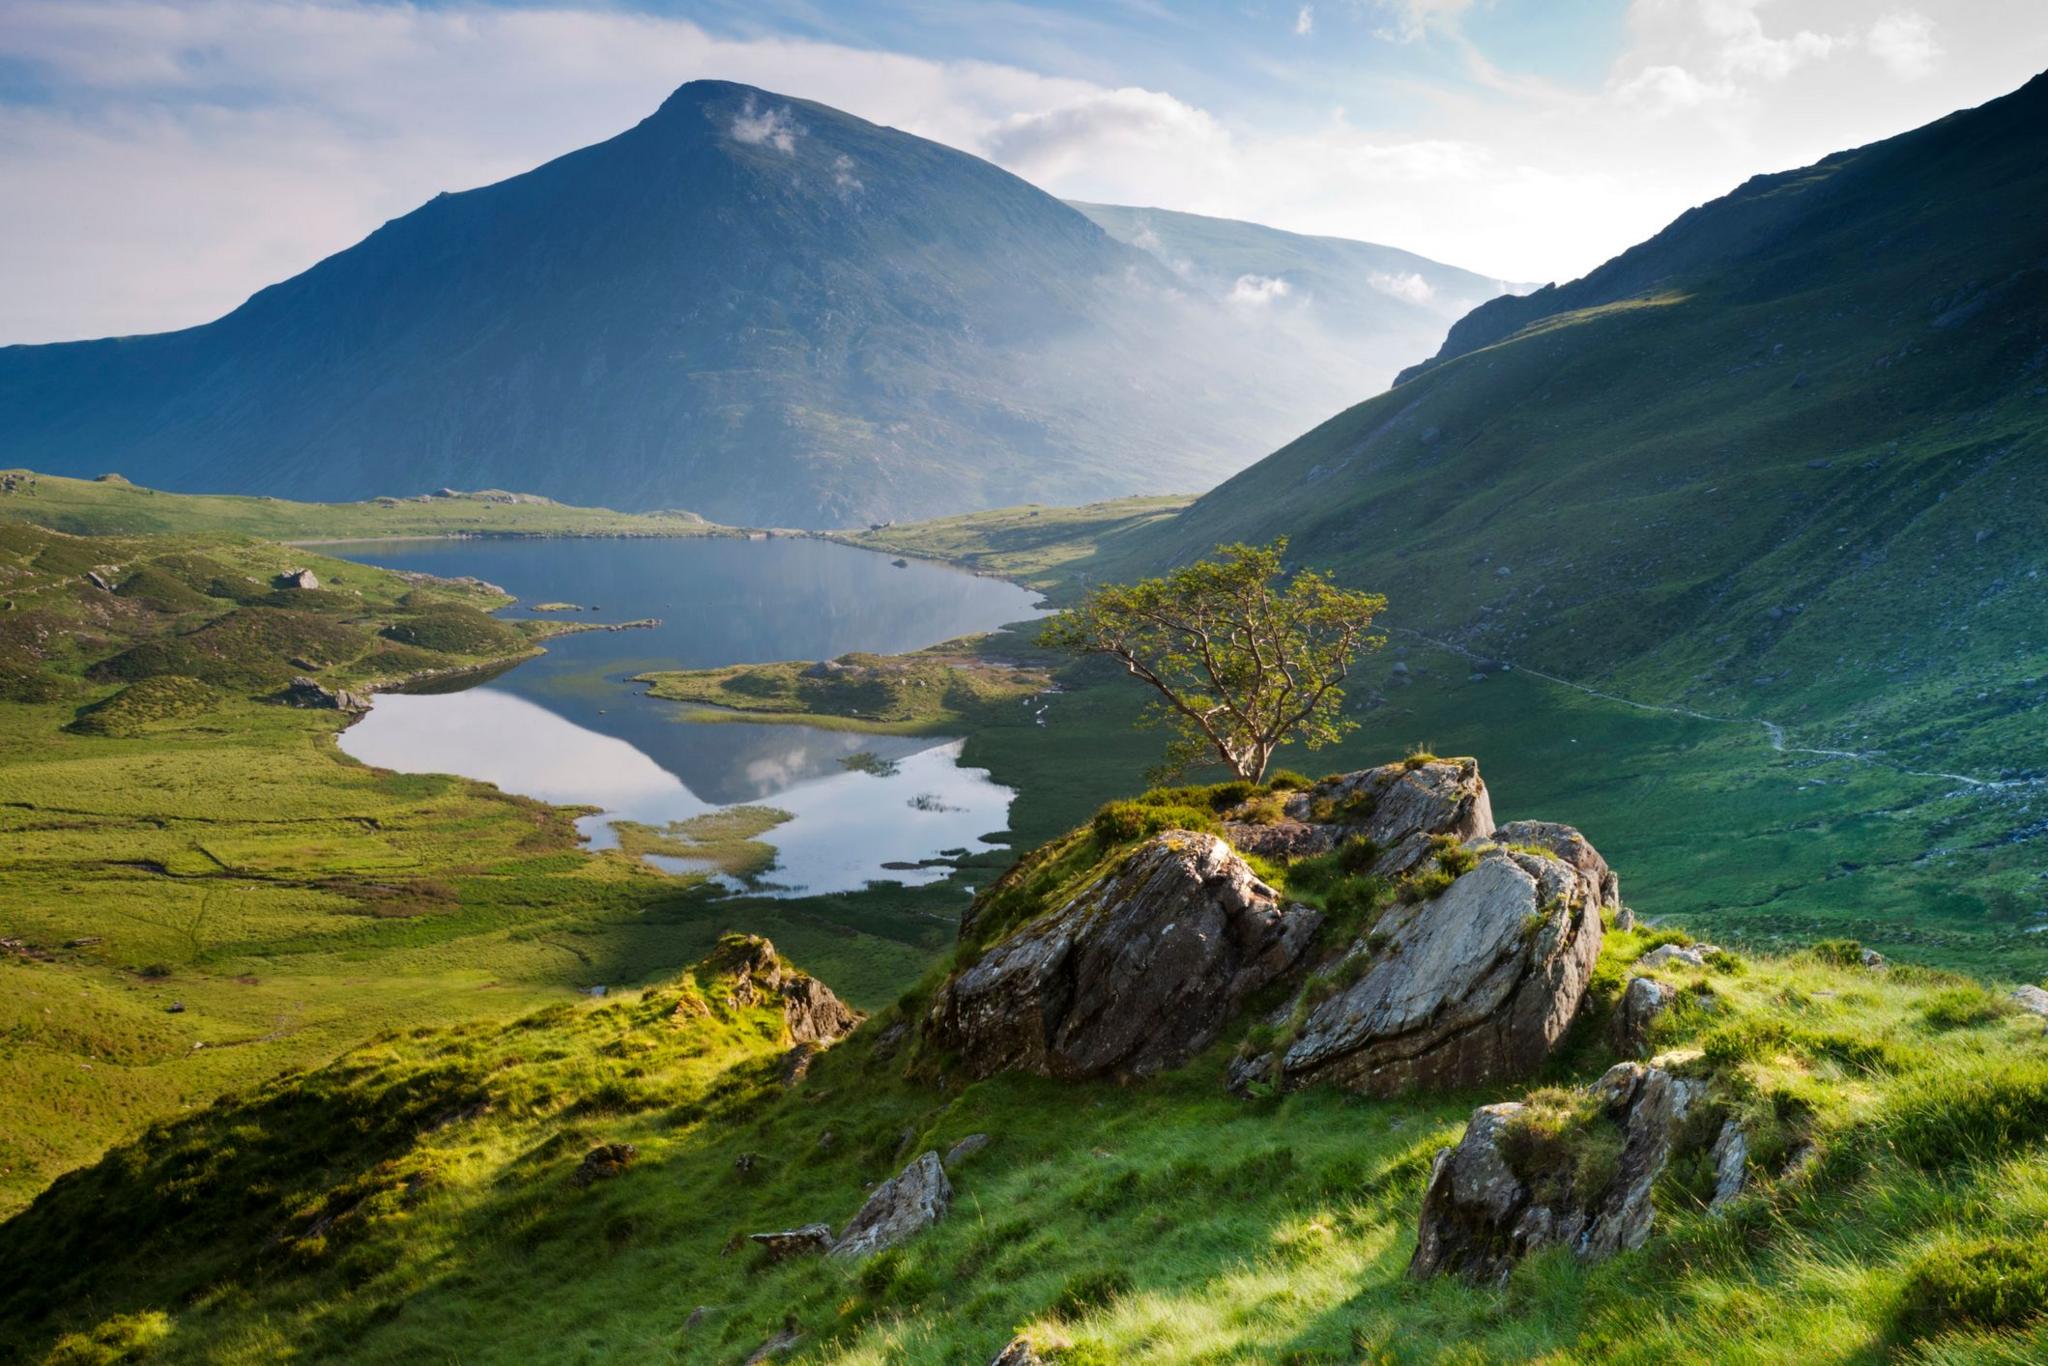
[828, 496, 1192, 594]
[637, 643, 1051, 735]
[0, 470, 720, 540]
[0, 520, 939, 1218]
[609, 807, 794, 880]
[8, 891, 2048, 1362]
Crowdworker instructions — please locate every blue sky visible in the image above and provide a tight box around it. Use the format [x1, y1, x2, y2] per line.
[2, 0, 2043, 343]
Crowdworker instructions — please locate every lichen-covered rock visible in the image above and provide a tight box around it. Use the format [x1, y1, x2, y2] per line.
[1639, 943, 1718, 970]
[830, 1151, 952, 1259]
[1491, 820, 1620, 910]
[926, 832, 1321, 1081]
[1610, 976, 1671, 1059]
[1235, 844, 1602, 1096]
[1409, 1062, 1705, 1283]
[571, 1142, 637, 1187]
[1223, 757, 1493, 871]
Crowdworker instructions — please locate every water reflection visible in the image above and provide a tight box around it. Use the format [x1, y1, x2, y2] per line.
[325, 536, 1043, 893]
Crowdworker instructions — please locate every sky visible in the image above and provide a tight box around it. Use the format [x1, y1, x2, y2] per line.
[1, 0, 2043, 344]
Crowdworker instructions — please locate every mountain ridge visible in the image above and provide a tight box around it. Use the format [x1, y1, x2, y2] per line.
[0, 81, 1511, 529]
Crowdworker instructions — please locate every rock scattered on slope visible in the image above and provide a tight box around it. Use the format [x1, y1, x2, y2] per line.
[1638, 943, 1720, 970]
[926, 832, 1321, 1080]
[944, 1133, 991, 1168]
[275, 567, 320, 590]
[277, 676, 370, 714]
[2012, 984, 2048, 1017]
[1610, 976, 1672, 1059]
[571, 1142, 637, 1187]
[830, 1151, 952, 1259]
[748, 1225, 834, 1263]
[1233, 842, 1603, 1096]
[1410, 1061, 1737, 1283]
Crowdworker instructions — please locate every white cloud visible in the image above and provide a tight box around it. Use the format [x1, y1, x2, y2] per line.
[1371, 0, 1474, 43]
[1367, 270, 1435, 304]
[731, 98, 799, 153]
[1295, 6, 1315, 38]
[831, 153, 863, 193]
[1227, 273, 1293, 305]
[0, 0, 2042, 344]
[1868, 12, 1941, 80]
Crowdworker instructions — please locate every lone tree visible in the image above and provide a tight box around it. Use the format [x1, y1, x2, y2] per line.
[1040, 539, 1386, 782]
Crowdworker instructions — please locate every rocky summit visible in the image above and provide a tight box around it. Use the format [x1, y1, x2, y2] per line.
[930, 757, 1614, 1100]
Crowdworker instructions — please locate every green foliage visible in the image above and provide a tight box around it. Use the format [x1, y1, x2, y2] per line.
[1089, 799, 1217, 844]
[1498, 1087, 1625, 1209]
[66, 675, 220, 737]
[1895, 1236, 2048, 1342]
[1266, 768, 1311, 790]
[379, 604, 523, 655]
[1811, 939, 1868, 968]
[1039, 539, 1386, 780]
[1052, 1268, 1134, 1320]
[1920, 984, 2007, 1030]
[1884, 1059, 2048, 1168]
[1335, 834, 1383, 874]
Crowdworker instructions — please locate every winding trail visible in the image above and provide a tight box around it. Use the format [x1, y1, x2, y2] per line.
[1392, 628, 2039, 795]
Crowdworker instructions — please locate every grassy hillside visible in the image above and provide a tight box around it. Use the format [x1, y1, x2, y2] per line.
[0, 469, 716, 540]
[830, 496, 1191, 591]
[7, 797, 2048, 1363]
[854, 74, 2048, 979]
[0, 520, 942, 1216]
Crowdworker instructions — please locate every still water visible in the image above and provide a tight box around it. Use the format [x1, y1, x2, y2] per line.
[325, 536, 1045, 894]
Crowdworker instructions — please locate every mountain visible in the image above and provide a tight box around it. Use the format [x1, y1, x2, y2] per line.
[1120, 70, 2048, 781]
[1074, 201, 1528, 394]
[0, 83, 1511, 530]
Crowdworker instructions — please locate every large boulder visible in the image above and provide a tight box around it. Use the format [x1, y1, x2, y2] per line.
[1223, 757, 1493, 870]
[1233, 844, 1603, 1096]
[830, 1151, 952, 1259]
[926, 832, 1322, 1081]
[1410, 1061, 1722, 1284]
[1609, 976, 1672, 1059]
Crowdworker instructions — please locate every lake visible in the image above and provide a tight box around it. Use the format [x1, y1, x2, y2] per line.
[325, 536, 1045, 894]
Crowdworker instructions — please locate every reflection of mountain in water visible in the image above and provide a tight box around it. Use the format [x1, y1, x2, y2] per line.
[325, 536, 1042, 808]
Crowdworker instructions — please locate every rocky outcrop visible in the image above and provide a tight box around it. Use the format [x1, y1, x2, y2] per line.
[1410, 1062, 1722, 1284]
[277, 676, 371, 713]
[830, 1151, 952, 1259]
[275, 567, 320, 590]
[1609, 976, 1671, 1059]
[2013, 984, 2048, 1018]
[926, 833, 1322, 1081]
[1232, 844, 1603, 1096]
[1223, 757, 1493, 869]
[711, 934, 864, 1047]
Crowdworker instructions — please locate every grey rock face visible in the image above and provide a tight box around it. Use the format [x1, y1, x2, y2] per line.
[1237, 845, 1602, 1096]
[830, 1151, 953, 1259]
[1410, 1062, 1711, 1283]
[276, 567, 320, 590]
[1491, 820, 1620, 910]
[927, 832, 1322, 1081]
[2012, 984, 2048, 1017]
[1610, 976, 1671, 1059]
[1223, 757, 1493, 867]
[1638, 943, 1717, 970]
